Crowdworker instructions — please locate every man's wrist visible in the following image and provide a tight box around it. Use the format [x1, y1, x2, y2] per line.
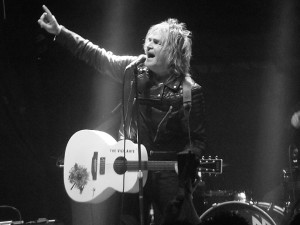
[56, 25, 62, 35]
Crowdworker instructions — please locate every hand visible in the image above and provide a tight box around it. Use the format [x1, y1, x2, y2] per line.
[291, 111, 300, 129]
[37, 5, 62, 35]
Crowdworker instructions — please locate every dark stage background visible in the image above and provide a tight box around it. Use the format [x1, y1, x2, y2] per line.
[1, 0, 300, 224]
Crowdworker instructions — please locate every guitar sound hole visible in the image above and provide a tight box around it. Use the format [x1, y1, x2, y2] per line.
[114, 157, 128, 175]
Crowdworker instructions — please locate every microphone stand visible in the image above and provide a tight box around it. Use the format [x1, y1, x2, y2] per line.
[133, 65, 145, 225]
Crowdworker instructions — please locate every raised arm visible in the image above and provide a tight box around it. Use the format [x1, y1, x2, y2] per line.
[37, 5, 138, 84]
[38, 5, 62, 36]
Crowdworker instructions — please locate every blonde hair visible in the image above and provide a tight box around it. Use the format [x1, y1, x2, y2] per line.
[144, 18, 192, 77]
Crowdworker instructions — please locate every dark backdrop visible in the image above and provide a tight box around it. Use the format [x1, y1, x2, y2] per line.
[1, 0, 300, 224]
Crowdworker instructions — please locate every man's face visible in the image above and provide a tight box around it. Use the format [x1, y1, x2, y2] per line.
[144, 29, 169, 77]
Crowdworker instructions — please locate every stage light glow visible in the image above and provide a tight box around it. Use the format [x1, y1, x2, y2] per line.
[253, 0, 298, 201]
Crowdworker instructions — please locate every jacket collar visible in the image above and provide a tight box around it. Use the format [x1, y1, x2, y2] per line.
[164, 74, 183, 91]
[138, 65, 183, 91]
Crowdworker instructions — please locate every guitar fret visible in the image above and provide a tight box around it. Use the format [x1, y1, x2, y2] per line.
[126, 161, 175, 171]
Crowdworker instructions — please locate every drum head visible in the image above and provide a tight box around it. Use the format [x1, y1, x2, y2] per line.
[200, 201, 277, 225]
[256, 202, 285, 225]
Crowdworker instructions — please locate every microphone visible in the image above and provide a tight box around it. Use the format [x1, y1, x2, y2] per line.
[125, 54, 146, 70]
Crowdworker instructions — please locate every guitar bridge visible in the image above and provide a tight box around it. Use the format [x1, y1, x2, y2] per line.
[100, 157, 105, 175]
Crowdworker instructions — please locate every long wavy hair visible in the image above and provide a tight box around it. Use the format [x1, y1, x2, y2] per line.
[144, 18, 192, 78]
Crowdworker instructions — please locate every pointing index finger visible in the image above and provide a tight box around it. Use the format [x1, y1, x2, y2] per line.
[42, 5, 53, 17]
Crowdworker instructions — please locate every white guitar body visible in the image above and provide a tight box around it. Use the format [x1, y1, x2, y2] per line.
[64, 130, 148, 204]
[64, 130, 222, 204]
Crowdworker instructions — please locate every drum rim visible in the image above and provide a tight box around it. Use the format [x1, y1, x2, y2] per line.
[255, 201, 285, 215]
[199, 201, 277, 225]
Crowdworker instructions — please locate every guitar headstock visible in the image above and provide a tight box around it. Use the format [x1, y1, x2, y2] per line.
[199, 156, 223, 174]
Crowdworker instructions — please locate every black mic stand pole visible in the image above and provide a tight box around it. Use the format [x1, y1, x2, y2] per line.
[134, 66, 145, 225]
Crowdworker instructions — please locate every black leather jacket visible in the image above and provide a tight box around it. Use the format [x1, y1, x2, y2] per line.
[56, 27, 206, 160]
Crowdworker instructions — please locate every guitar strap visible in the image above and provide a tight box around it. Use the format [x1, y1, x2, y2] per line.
[183, 75, 193, 147]
[183, 75, 192, 120]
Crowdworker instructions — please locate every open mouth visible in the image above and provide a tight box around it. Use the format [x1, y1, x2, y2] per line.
[147, 52, 155, 58]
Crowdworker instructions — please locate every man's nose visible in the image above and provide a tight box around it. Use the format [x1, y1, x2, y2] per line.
[147, 44, 153, 51]
[146, 41, 153, 49]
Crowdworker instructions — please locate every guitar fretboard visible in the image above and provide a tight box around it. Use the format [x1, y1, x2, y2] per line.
[114, 160, 176, 172]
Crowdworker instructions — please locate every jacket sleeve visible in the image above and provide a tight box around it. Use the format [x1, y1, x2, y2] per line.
[54, 26, 137, 83]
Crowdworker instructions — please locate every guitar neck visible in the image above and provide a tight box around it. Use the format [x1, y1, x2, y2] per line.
[126, 161, 176, 171]
[122, 158, 222, 174]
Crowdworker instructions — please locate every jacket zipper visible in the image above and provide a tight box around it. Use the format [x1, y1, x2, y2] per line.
[153, 105, 173, 142]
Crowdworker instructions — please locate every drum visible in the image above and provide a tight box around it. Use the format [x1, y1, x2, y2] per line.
[193, 190, 238, 216]
[255, 202, 285, 225]
[202, 190, 248, 209]
[200, 201, 279, 225]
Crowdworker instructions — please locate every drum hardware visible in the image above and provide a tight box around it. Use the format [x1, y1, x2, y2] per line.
[284, 199, 300, 224]
[233, 192, 247, 202]
[202, 190, 235, 209]
[199, 198, 287, 225]
[282, 163, 300, 214]
[204, 190, 235, 198]
[149, 204, 155, 225]
[203, 190, 250, 205]
[254, 202, 285, 214]
[255, 201, 287, 225]
[280, 145, 300, 218]
[284, 200, 291, 213]
[200, 201, 279, 225]
[289, 145, 299, 170]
